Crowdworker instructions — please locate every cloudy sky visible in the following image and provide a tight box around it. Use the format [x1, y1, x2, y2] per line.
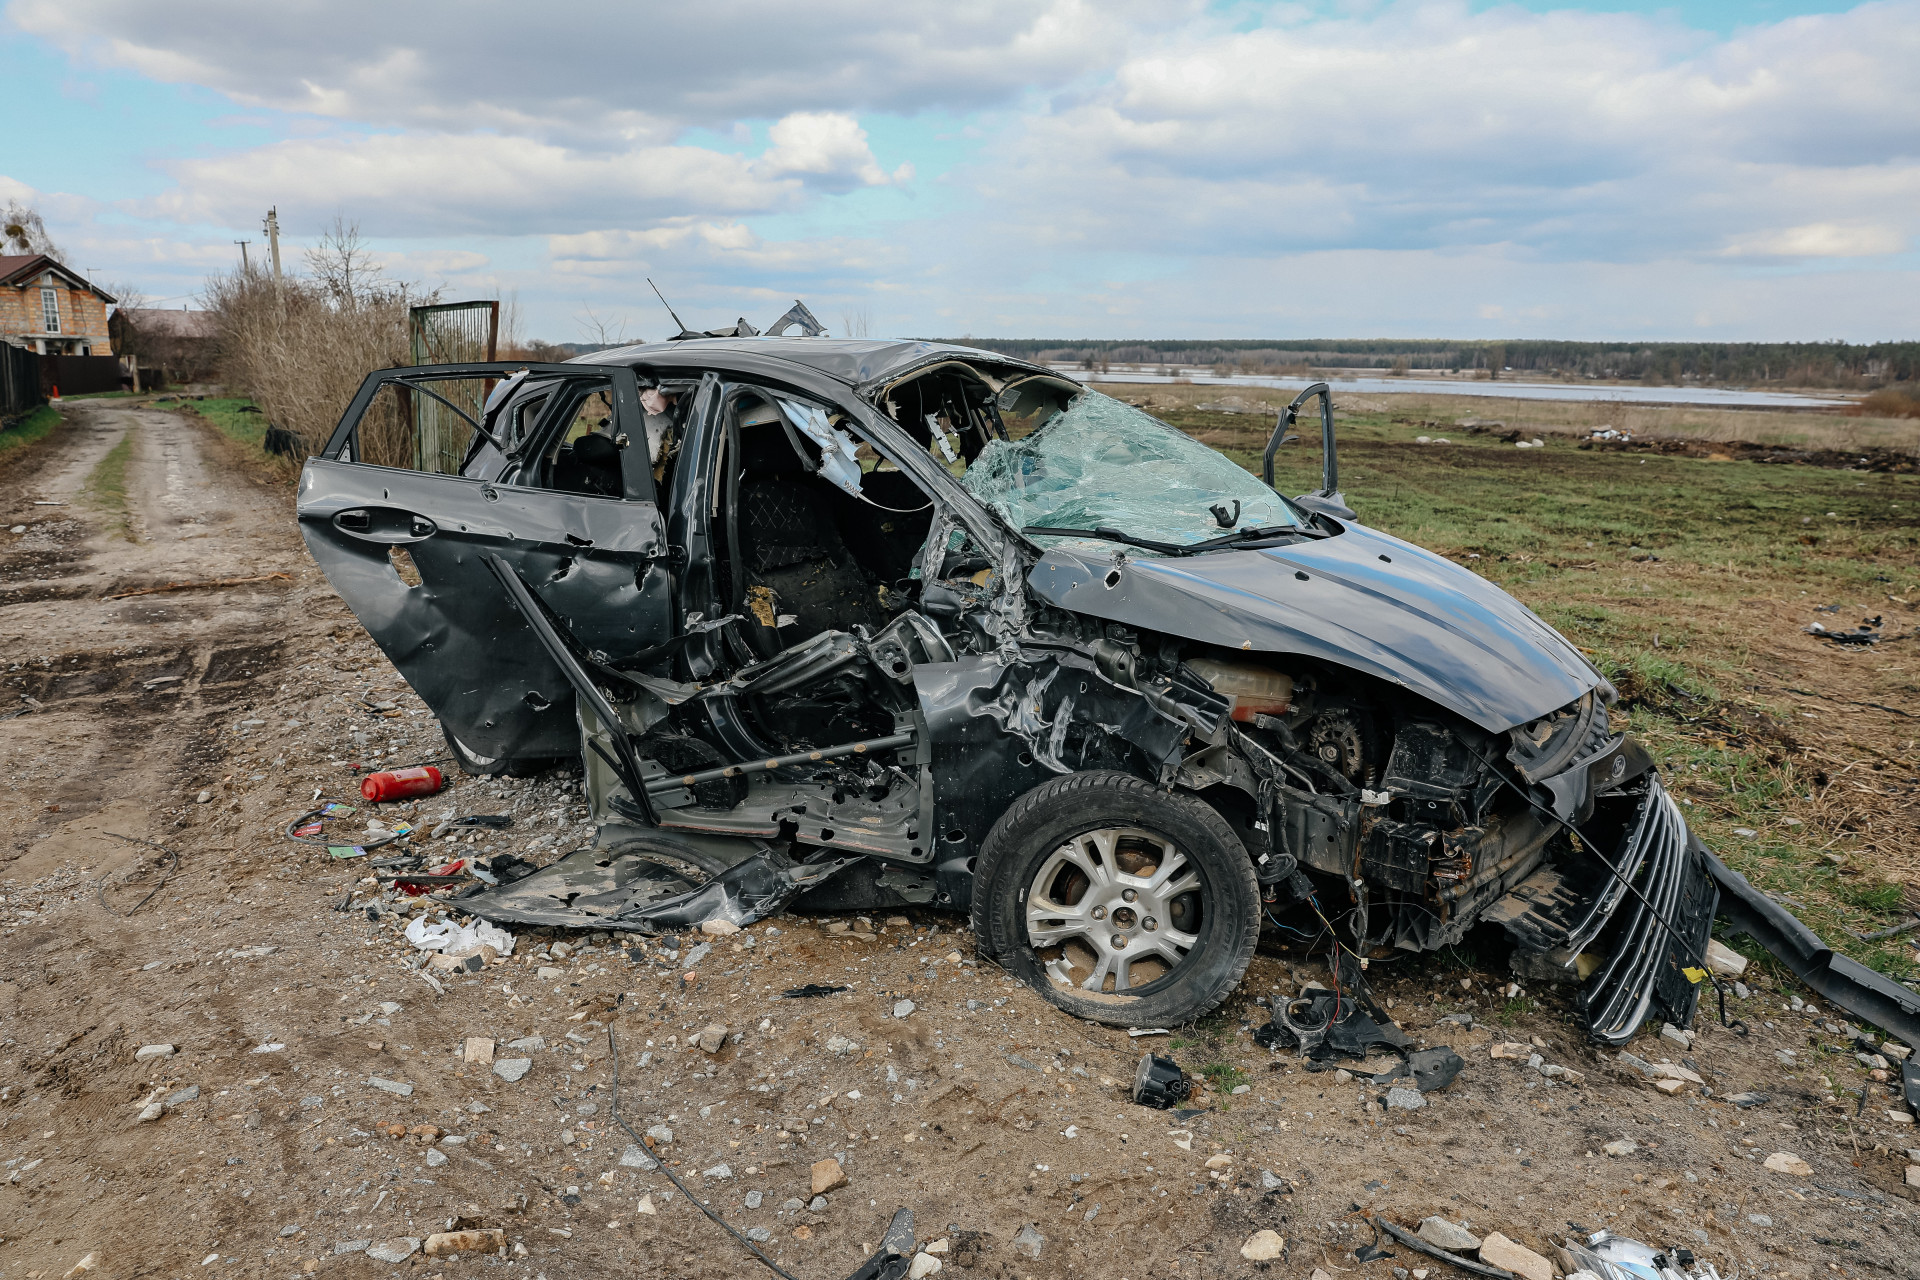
[6, 0, 1915, 343]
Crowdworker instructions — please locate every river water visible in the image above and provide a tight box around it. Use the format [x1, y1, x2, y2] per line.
[1052, 366, 1853, 410]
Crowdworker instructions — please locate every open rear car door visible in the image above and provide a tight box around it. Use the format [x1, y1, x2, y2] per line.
[297, 361, 673, 772]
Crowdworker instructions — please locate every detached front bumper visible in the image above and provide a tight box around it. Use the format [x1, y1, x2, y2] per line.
[1489, 772, 1719, 1045]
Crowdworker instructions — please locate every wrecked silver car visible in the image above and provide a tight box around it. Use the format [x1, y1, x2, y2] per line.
[297, 336, 1720, 1042]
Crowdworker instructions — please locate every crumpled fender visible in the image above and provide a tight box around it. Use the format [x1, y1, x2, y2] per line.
[1025, 521, 1601, 732]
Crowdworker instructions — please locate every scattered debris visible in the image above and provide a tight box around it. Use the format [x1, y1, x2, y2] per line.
[403, 915, 515, 959]
[1477, 1232, 1552, 1280]
[1130, 1054, 1191, 1109]
[1805, 616, 1884, 646]
[424, 1230, 504, 1257]
[360, 765, 446, 802]
[1241, 1229, 1286, 1261]
[1560, 1229, 1726, 1280]
[460, 840, 858, 933]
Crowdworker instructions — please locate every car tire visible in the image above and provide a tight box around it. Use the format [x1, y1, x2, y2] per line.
[972, 770, 1261, 1027]
[441, 724, 550, 779]
[443, 724, 508, 777]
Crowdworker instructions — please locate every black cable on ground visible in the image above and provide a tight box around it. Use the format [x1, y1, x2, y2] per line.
[606, 1026, 806, 1280]
[96, 831, 179, 917]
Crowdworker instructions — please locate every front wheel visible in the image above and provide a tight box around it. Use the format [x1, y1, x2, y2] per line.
[971, 771, 1261, 1027]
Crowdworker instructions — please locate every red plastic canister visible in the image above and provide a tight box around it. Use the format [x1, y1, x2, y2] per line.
[360, 765, 444, 802]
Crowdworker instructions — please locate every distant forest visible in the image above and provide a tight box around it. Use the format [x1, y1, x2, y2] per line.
[938, 338, 1920, 389]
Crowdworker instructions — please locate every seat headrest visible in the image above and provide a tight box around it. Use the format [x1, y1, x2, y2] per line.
[572, 432, 620, 466]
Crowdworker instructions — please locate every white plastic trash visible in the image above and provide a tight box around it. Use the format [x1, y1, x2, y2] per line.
[404, 916, 516, 958]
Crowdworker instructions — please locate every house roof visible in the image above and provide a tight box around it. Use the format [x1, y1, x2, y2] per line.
[118, 308, 216, 339]
[0, 255, 115, 301]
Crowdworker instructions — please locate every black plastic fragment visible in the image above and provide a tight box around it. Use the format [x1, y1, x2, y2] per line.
[1252, 1019, 1298, 1051]
[1375, 1046, 1465, 1093]
[841, 1251, 911, 1280]
[782, 984, 852, 999]
[484, 852, 539, 884]
[879, 1208, 915, 1257]
[1131, 1054, 1191, 1109]
[1281, 988, 1412, 1063]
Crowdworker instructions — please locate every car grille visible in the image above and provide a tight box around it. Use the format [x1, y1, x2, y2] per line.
[1577, 774, 1717, 1045]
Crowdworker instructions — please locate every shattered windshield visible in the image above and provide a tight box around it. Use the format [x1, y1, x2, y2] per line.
[961, 390, 1298, 555]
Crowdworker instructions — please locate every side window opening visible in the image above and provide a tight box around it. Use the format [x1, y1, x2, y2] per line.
[348, 374, 496, 474]
[881, 367, 1005, 476]
[535, 387, 621, 497]
[717, 387, 938, 653]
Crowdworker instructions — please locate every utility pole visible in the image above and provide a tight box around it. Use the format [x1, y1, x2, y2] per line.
[262, 207, 282, 277]
[235, 240, 251, 271]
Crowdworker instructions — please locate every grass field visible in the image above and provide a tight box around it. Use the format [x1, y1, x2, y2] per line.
[0, 405, 63, 462]
[83, 431, 135, 540]
[1155, 393, 1920, 988]
[165, 395, 268, 449]
[1126, 381, 1920, 455]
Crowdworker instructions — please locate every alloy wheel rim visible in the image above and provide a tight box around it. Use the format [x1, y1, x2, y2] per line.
[1025, 826, 1205, 994]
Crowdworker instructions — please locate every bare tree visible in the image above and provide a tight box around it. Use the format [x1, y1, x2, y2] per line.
[204, 228, 430, 468]
[305, 219, 392, 306]
[2, 200, 63, 259]
[839, 306, 872, 338]
[575, 304, 632, 347]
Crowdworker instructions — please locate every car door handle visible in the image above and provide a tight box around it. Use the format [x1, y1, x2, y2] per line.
[332, 507, 439, 544]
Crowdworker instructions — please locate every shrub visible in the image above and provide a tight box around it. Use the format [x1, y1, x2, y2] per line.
[1855, 384, 1920, 419]
[203, 221, 432, 464]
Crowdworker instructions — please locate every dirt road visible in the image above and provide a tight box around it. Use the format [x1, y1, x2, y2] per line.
[0, 404, 1915, 1280]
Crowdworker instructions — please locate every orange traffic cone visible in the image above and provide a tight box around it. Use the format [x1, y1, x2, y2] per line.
[48, 385, 61, 403]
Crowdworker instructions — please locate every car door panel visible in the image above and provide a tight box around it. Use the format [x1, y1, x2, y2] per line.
[300, 361, 671, 764]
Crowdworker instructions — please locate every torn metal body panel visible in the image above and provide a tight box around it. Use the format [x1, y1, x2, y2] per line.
[457, 829, 859, 932]
[1709, 853, 1920, 1047]
[299, 335, 1745, 1041]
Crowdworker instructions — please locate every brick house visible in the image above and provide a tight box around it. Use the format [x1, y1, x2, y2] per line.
[0, 255, 114, 356]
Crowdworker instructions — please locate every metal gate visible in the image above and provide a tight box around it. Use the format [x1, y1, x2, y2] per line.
[407, 301, 500, 474]
[1, 343, 43, 418]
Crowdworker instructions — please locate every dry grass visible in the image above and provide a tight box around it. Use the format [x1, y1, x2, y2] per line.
[1856, 384, 1920, 420]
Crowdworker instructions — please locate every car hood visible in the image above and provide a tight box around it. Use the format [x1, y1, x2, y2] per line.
[1025, 522, 1601, 732]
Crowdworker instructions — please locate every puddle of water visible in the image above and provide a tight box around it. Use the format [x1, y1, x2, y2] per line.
[1053, 366, 1853, 410]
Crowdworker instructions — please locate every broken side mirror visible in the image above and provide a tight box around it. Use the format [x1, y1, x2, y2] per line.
[1262, 382, 1354, 520]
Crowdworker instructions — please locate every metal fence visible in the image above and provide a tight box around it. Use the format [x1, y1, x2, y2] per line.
[39, 355, 124, 397]
[1, 343, 41, 418]
[407, 301, 499, 474]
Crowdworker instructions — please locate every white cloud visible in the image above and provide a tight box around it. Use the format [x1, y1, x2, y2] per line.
[9, 0, 1193, 138]
[10, 0, 1919, 339]
[759, 113, 911, 191]
[1722, 222, 1906, 259]
[142, 131, 800, 236]
[969, 1, 1920, 263]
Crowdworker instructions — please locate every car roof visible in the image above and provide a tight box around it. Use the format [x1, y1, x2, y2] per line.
[579, 336, 1051, 389]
